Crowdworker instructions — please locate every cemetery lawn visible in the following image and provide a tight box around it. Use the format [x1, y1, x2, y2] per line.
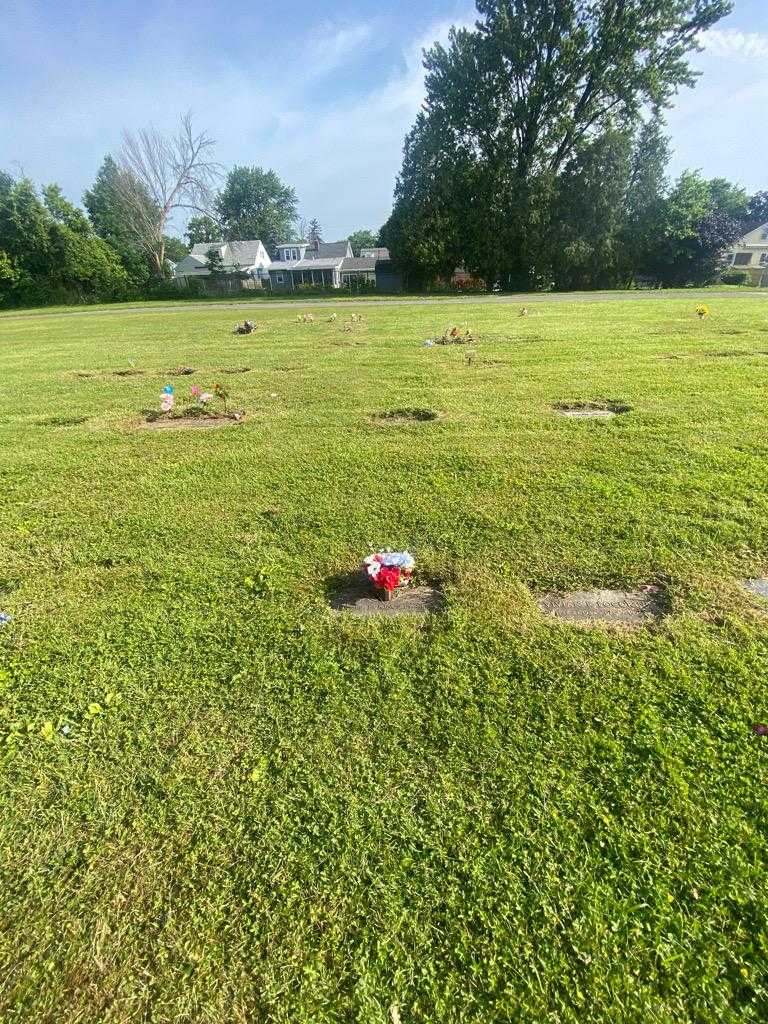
[1, 296, 768, 1023]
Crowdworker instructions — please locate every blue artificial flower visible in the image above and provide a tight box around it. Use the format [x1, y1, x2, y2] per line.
[0, 612, 11, 627]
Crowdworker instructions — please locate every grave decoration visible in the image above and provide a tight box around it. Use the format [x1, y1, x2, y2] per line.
[363, 550, 416, 601]
[233, 320, 255, 335]
[427, 326, 475, 346]
[148, 381, 243, 424]
[696, 304, 710, 319]
[160, 385, 174, 413]
[0, 611, 11, 627]
[297, 313, 315, 324]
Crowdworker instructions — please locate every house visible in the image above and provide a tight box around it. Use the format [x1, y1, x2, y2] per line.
[268, 238, 381, 290]
[174, 240, 271, 290]
[726, 223, 768, 285]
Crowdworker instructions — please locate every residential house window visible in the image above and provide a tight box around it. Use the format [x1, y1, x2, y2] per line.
[762, 229, 768, 240]
[760, 253, 768, 266]
[276, 273, 284, 284]
[733, 253, 752, 266]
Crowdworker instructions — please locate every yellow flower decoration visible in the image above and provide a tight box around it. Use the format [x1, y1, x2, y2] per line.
[696, 304, 710, 319]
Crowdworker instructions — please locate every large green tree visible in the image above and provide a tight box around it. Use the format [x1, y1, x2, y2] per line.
[649, 171, 748, 286]
[83, 155, 155, 285]
[215, 166, 298, 253]
[0, 178, 128, 305]
[386, 0, 732, 288]
[616, 112, 671, 284]
[347, 229, 379, 256]
[185, 214, 221, 246]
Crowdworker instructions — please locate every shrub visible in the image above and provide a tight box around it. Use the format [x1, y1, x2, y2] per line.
[721, 271, 749, 286]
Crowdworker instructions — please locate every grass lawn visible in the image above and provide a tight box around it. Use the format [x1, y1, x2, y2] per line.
[1, 297, 767, 1022]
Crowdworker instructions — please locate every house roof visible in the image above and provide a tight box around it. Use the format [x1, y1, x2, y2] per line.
[295, 258, 344, 270]
[311, 241, 352, 259]
[228, 241, 265, 263]
[360, 247, 390, 259]
[340, 258, 377, 272]
[190, 242, 224, 256]
[188, 240, 266, 266]
[268, 261, 299, 271]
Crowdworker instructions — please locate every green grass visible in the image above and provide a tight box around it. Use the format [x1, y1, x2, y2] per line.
[1, 297, 767, 1023]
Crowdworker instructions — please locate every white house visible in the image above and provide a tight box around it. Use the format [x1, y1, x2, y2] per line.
[173, 240, 272, 289]
[727, 222, 768, 285]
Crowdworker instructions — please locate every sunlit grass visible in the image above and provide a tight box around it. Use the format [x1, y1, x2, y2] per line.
[1, 297, 767, 1022]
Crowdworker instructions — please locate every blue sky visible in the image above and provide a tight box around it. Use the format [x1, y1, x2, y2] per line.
[2, 0, 767, 241]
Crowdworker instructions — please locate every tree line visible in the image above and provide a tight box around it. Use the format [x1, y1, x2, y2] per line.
[380, 0, 766, 290]
[0, 116, 379, 307]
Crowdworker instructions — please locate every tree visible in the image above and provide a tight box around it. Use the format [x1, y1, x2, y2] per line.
[347, 229, 378, 255]
[549, 127, 633, 290]
[388, 0, 732, 288]
[745, 191, 768, 232]
[618, 113, 671, 283]
[115, 113, 219, 277]
[43, 184, 91, 233]
[185, 214, 220, 246]
[205, 246, 225, 275]
[83, 155, 156, 286]
[650, 171, 746, 286]
[163, 236, 189, 263]
[215, 166, 298, 253]
[308, 218, 322, 246]
[0, 177, 128, 305]
[0, 169, 14, 200]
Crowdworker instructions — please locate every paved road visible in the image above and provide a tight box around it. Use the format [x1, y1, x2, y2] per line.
[1, 289, 766, 322]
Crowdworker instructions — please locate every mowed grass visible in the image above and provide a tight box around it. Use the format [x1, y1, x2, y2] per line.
[1, 297, 768, 1023]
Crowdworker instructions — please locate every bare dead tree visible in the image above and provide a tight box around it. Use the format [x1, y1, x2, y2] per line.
[116, 112, 220, 276]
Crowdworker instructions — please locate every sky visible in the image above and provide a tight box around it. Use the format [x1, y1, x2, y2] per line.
[1, 0, 767, 242]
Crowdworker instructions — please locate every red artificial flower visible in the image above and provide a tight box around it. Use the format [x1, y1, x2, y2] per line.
[376, 565, 401, 592]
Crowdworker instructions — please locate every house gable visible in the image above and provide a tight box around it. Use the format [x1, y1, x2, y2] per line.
[736, 223, 768, 248]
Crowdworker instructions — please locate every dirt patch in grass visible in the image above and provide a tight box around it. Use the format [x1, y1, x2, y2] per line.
[373, 408, 439, 424]
[113, 368, 145, 377]
[72, 370, 96, 379]
[536, 586, 666, 627]
[39, 415, 89, 427]
[168, 366, 196, 376]
[554, 400, 631, 419]
[139, 411, 246, 431]
[707, 349, 768, 359]
[218, 366, 252, 374]
[329, 578, 445, 617]
[742, 579, 768, 601]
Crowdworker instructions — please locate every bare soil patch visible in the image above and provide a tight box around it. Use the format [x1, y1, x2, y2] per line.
[373, 408, 438, 424]
[329, 578, 445, 617]
[218, 366, 252, 374]
[536, 587, 666, 627]
[113, 368, 145, 377]
[554, 400, 631, 419]
[139, 411, 246, 431]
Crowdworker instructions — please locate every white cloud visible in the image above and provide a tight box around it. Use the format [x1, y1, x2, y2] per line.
[307, 23, 377, 76]
[700, 28, 768, 61]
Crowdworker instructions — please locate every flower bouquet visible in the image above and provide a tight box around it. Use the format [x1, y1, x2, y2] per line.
[363, 550, 416, 601]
